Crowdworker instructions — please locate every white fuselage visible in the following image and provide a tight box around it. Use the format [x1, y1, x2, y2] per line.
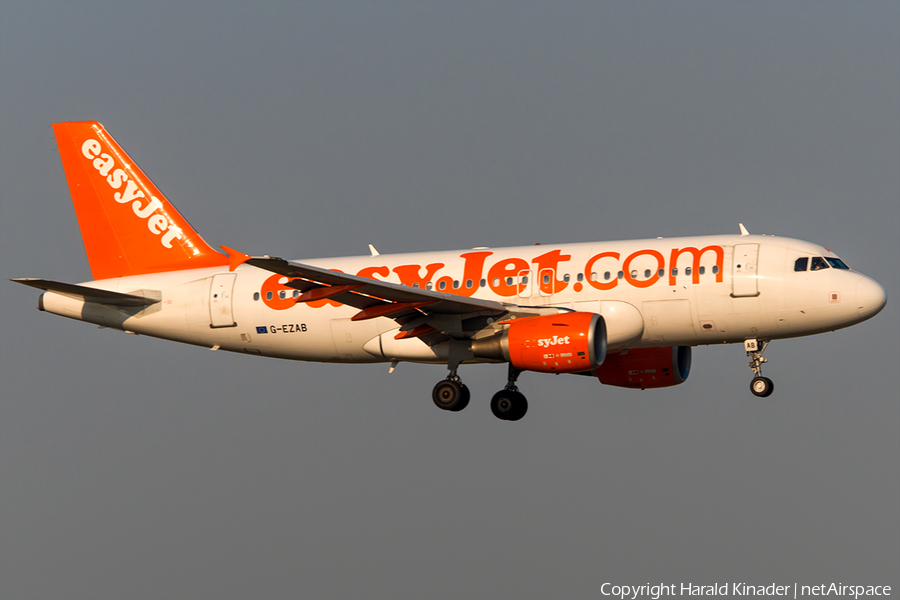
[39, 234, 886, 364]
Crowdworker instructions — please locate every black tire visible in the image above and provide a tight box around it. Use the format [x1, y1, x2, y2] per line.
[490, 390, 513, 420]
[750, 376, 774, 397]
[433, 379, 466, 411]
[491, 390, 527, 421]
[507, 391, 528, 421]
[450, 384, 471, 412]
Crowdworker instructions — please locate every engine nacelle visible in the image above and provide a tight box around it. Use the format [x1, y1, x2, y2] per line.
[471, 312, 606, 374]
[595, 346, 691, 389]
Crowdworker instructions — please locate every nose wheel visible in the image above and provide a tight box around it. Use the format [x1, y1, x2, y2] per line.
[745, 339, 774, 397]
[750, 376, 774, 397]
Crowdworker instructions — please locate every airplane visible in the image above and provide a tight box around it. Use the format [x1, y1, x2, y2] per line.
[12, 121, 887, 421]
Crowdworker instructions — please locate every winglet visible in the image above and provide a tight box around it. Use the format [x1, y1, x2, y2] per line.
[221, 246, 252, 271]
[739, 223, 750, 236]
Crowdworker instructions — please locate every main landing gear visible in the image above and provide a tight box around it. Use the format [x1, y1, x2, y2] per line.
[490, 365, 528, 421]
[745, 338, 774, 397]
[431, 374, 470, 412]
[431, 364, 528, 421]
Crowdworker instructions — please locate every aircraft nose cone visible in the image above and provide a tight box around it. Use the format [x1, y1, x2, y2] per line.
[856, 276, 887, 321]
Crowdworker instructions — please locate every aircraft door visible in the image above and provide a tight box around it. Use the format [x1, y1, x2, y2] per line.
[209, 273, 237, 328]
[732, 244, 760, 298]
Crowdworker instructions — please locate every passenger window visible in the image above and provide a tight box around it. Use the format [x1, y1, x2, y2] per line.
[413, 282, 419, 288]
[266, 291, 273, 301]
[644, 269, 651, 278]
[591, 272, 598, 281]
[672, 268, 678, 277]
[453, 280, 460, 289]
[466, 279, 473, 288]
[685, 267, 692, 276]
[493, 278, 500, 287]
[577, 273, 584, 282]
[253, 292, 260, 301]
[293, 290, 299, 298]
[658, 269, 665, 277]
[439, 281, 447, 290]
[279, 291, 286, 300]
[794, 257, 808, 272]
[506, 277, 513, 286]
[699, 266, 705, 275]
[480, 279, 486, 287]
[426, 282, 433, 290]
[811, 257, 829, 271]
[563, 273, 570, 283]
[712, 266, 719, 274]
[630, 270, 638, 279]
[825, 257, 850, 270]
[543, 274, 550, 284]
[603, 271, 610, 281]
[617, 271, 624, 279]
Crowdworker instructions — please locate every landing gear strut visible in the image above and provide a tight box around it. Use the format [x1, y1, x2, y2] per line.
[745, 339, 774, 397]
[490, 365, 528, 421]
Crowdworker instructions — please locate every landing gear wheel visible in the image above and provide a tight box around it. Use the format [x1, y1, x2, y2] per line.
[490, 390, 528, 421]
[432, 379, 469, 412]
[745, 339, 774, 397]
[453, 384, 471, 412]
[750, 376, 774, 398]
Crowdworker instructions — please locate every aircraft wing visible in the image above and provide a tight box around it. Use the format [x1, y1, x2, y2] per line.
[11, 278, 160, 307]
[244, 256, 510, 318]
[226, 248, 568, 342]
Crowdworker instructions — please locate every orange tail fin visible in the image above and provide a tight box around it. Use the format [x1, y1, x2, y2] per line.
[52, 121, 228, 280]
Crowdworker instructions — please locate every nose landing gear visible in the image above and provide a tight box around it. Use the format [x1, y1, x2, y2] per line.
[745, 339, 774, 397]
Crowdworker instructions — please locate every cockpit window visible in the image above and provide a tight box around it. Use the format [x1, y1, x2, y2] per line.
[810, 257, 829, 271]
[825, 257, 849, 270]
[794, 257, 808, 272]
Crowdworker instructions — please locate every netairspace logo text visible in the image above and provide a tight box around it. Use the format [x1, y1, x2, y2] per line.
[600, 583, 892, 600]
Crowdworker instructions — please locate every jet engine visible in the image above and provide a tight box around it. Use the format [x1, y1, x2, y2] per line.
[471, 312, 606, 374]
[595, 346, 691, 389]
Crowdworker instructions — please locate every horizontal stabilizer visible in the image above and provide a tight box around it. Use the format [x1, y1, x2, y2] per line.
[11, 278, 160, 307]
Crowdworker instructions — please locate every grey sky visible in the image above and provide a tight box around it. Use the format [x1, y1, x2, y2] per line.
[1, 2, 898, 599]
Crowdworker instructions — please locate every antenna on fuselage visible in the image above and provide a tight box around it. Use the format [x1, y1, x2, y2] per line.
[739, 223, 750, 236]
